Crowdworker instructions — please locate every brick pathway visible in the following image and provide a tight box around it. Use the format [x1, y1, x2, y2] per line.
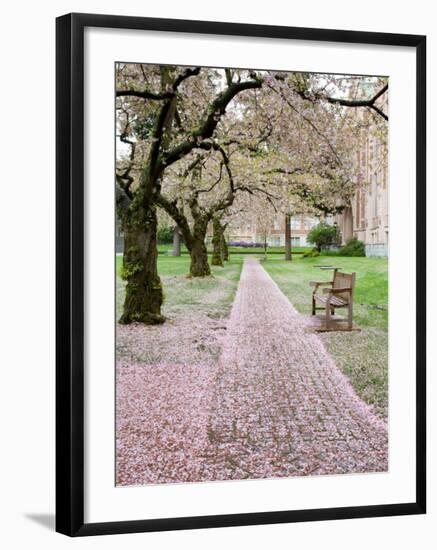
[200, 258, 388, 480]
[116, 257, 387, 485]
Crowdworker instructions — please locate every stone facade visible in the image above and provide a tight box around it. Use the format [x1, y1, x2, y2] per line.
[336, 84, 389, 257]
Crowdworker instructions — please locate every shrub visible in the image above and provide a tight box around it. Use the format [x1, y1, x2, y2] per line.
[302, 249, 320, 258]
[307, 222, 340, 252]
[157, 225, 174, 244]
[228, 241, 264, 248]
[338, 237, 365, 257]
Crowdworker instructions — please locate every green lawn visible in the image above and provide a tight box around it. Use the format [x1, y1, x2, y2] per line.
[116, 254, 244, 321]
[153, 244, 312, 255]
[116, 254, 244, 370]
[262, 255, 388, 329]
[116, 252, 388, 418]
[263, 255, 388, 418]
[116, 253, 246, 278]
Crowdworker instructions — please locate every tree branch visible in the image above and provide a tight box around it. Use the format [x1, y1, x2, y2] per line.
[116, 67, 201, 102]
[196, 162, 224, 194]
[116, 109, 136, 199]
[116, 89, 173, 101]
[155, 193, 194, 249]
[161, 76, 263, 168]
[296, 83, 388, 121]
[268, 83, 343, 165]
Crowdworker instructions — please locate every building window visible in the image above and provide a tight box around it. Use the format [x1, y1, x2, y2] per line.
[304, 217, 316, 229]
[290, 217, 300, 229]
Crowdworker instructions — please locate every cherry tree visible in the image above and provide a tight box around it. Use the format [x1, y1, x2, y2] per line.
[211, 215, 230, 267]
[116, 64, 262, 322]
[156, 149, 237, 276]
[157, 141, 284, 275]
[116, 64, 386, 324]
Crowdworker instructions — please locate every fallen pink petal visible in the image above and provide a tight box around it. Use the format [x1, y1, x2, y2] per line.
[116, 258, 388, 486]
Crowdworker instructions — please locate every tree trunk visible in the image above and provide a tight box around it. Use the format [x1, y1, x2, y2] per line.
[189, 219, 210, 277]
[211, 218, 224, 267]
[221, 232, 229, 261]
[172, 226, 181, 256]
[190, 239, 210, 276]
[119, 203, 164, 325]
[285, 213, 292, 261]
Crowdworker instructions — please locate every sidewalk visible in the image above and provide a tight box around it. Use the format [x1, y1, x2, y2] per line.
[200, 258, 388, 480]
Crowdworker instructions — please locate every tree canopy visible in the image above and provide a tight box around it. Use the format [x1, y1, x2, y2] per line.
[115, 64, 388, 323]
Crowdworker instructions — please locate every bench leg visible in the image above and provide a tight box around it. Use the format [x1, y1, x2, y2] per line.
[312, 294, 316, 315]
[325, 300, 331, 330]
[347, 301, 353, 330]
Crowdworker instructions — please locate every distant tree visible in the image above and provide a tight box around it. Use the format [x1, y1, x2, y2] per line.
[220, 227, 229, 261]
[157, 154, 238, 277]
[211, 216, 225, 267]
[307, 222, 339, 252]
[284, 213, 292, 261]
[171, 226, 182, 257]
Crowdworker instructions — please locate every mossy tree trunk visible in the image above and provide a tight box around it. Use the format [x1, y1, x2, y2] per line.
[221, 231, 229, 261]
[119, 200, 164, 324]
[189, 218, 211, 277]
[211, 217, 224, 267]
[156, 194, 212, 278]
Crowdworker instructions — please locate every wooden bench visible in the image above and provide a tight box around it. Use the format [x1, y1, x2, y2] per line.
[310, 269, 356, 330]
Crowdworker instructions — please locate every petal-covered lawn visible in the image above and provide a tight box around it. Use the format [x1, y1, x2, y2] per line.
[117, 361, 215, 485]
[116, 258, 387, 485]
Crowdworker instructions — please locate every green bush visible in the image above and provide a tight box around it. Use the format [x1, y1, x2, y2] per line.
[157, 225, 174, 244]
[307, 222, 340, 252]
[339, 237, 365, 257]
[302, 249, 320, 259]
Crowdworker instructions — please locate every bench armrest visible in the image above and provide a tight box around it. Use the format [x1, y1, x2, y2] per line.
[309, 281, 333, 287]
[322, 287, 352, 294]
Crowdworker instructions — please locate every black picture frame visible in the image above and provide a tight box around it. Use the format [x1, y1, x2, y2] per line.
[56, 12, 426, 537]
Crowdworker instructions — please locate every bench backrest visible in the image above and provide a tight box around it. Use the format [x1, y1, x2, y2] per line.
[332, 269, 356, 302]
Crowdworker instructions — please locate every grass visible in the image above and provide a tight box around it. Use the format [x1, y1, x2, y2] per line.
[153, 244, 312, 255]
[262, 255, 388, 418]
[262, 255, 388, 329]
[116, 255, 244, 369]
[116, 254, 244, 321]
[116, 252, 388, 418]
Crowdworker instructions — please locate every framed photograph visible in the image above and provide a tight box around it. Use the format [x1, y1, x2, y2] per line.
[56, 13, 426, 536]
